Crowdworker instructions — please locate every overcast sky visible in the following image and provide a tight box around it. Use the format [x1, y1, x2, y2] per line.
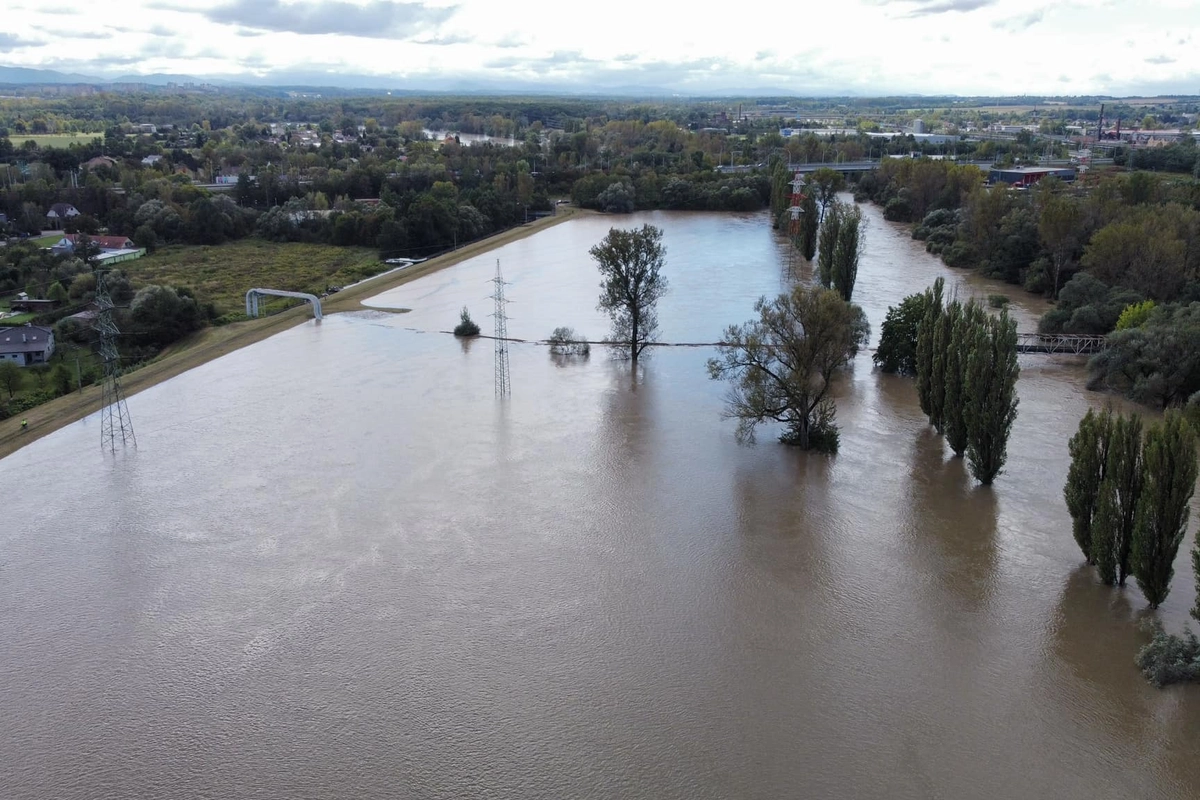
[3, 0, 1198, 95]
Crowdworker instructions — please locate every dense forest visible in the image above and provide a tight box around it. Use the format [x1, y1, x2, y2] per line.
[846, 153, 1200, 413]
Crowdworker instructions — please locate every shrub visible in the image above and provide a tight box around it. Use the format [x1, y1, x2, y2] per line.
[1136, 622, 1200, 687]
[987, 294, 1010, 309]
[213, 312, 251, 326]
[882, 196, 912, 222]
[1023, 257, 1051, 295]
[941, 241, 977, 269]
[1116, 300, 1156, 331]
[548, 326, 590, 356]
[453, 306, 480, 337]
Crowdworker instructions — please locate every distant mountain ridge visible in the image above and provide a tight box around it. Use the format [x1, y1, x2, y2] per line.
[2, 64, 1195, 100]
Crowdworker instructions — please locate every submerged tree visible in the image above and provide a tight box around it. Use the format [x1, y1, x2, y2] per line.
[1091, 477, 1121, 584]
[1106, 413, 1144, 585]
[548, 326, 590, 356]
[707, 285, 869, 452]
[831, 203, 864, 302]
[943, 301, 981, 457]
[1132, 411, 1198, 609]
[1064, 408, 1114, 564]
[816, 202, 842, 289]
[963, 309, 1020, 485]
[591, 224, 668, 365]
[928, 299, 957, 433]
[915, 278, 945, 420]
[873, 292, 930, 375]
[453, 306, 480, 337]
[798, 191, 819, 261]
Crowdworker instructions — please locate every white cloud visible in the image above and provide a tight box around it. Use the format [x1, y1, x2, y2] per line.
[3, 0, 1199, 94]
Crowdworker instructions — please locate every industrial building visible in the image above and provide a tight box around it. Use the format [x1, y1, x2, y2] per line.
[987, 166, 1076, 188]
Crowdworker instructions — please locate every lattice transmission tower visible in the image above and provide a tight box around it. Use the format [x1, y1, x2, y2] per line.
[95, 268, 136, 452]
[489, 259, 511, 397]
[786, 172, 808, 280]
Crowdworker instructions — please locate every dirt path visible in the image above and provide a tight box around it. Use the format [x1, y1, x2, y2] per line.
[0, 209, 582, 461]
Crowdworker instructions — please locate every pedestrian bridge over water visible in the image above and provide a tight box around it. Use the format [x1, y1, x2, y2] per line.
[1014, 333, 1105, 355]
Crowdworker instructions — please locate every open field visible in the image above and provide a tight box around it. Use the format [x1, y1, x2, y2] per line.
[0, 312, 36, 325]
[126, 240, 388, 315]
[0, 208, 581, 460]
[29, 233, 62, 246]
[11, 133, 103, 149]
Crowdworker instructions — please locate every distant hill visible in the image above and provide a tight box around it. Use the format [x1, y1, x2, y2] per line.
[0, 65, 99, 85]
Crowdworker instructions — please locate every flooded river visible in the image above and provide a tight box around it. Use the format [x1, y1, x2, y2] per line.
[2, 204, 1198, 798]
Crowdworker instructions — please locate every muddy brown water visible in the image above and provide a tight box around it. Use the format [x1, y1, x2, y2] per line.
[2, 204, 1198, 799]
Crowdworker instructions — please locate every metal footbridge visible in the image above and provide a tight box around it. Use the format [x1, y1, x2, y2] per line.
[245, 288, 322, 321]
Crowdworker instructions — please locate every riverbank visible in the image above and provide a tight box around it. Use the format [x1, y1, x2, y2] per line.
[0, 208, 581, 460]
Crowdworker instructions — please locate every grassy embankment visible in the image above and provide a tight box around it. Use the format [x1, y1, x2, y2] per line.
[0, 209, 579, 459]
[126, 239, 389, 316]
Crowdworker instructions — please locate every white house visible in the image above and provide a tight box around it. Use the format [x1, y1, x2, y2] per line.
[45, 203, 80, 228]
[141, 154, 164, 166]
[0, 325, 55, 367]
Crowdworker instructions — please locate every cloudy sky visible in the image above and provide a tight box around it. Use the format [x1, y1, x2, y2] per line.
[3, 0, 1198, 94]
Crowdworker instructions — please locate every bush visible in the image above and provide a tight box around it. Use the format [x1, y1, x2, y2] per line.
[1023, 257, 1051, 295]
[941, 241, 976, 269]
[987, 294, 1010, 308]
[1116, 300, 1156, 331]
[1136, 622, 1200, 687]
[780, 421, 840, 453]
[453, 306, 480, 337]
[213, 312, 251, 326]
[882, 196, 912, 222]
[548, 326, 590, 356]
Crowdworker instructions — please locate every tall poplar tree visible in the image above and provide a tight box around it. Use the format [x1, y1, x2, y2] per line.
[1064, 408, 1113, 565]
[929, 300, 956, 433]
[964, 309, 1020, 485]
[831, 204, 863, 302]
[915, 278, 945, 420]
[944, 301, 981, 457]
[817, 202, 842, 288]
[1091, 477, 1121, 584]
[1106, 413, 1143, 585]
[799, 192, 819, 261]
[1131, 412, 1198, 609]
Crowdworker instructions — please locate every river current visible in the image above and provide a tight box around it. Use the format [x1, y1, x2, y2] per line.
[2, 203, 1197, 798]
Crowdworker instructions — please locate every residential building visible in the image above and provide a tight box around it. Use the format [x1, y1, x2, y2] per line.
[141, 154, 164, 166]
[51, 233, 137, 254]
[0, 324, 55, 366]
[81, 155, 117, 170]
[45, 203, 80, 228]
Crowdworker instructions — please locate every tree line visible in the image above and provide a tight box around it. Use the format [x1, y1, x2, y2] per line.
[1063, 406, 1200, 686]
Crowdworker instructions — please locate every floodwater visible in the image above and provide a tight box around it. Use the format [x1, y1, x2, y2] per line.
[3, 204, 1198, 799]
